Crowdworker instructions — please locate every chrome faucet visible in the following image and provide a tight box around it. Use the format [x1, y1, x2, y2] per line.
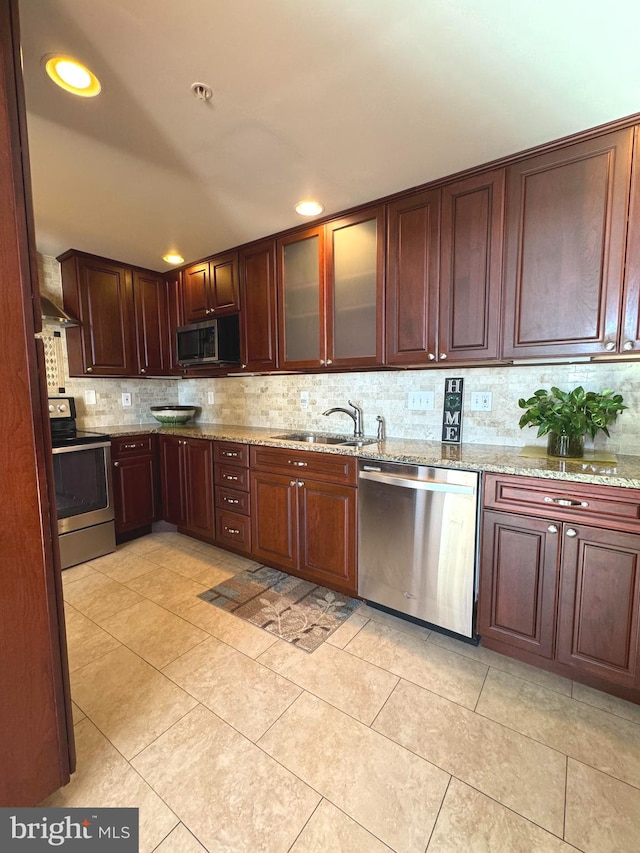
[322, 399, 364, 438]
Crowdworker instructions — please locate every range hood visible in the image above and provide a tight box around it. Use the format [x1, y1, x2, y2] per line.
[40, 295, 79, 327]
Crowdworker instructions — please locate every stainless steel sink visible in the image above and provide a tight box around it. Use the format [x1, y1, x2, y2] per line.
[271, 432, 378, 447]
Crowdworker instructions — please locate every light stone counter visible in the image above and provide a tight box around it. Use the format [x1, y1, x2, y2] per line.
[104, 422, 640, 489]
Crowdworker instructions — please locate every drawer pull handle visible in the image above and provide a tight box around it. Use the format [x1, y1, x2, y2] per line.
[224, 527, 240, 535]
[547, 524, 558, 534]
[223, 451, 239, 457]
[566, 528, 578, 538]
[544, 497, 588, 507]
[288, 460, 308, 467]
[224, 475, 239, 481]
[225, 498, 239, 504]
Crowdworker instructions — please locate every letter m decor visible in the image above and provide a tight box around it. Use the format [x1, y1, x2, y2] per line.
[441, 377, 463, 443]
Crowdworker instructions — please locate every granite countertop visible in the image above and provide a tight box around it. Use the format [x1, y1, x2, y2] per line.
[104, 422, 640, 488]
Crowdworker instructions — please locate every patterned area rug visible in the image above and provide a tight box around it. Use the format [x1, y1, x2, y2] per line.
[198, 565, 362, 652]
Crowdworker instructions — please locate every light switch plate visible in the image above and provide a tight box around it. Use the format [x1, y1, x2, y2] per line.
[407, 390, 434, 411]
[300, 390, 310, 410]
[207, 391, 215, 405]
[84, 389, 96, 405]
[121, 392, 132, 407]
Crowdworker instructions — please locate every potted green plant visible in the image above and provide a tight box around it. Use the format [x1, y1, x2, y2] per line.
[518, 386, 626, 458]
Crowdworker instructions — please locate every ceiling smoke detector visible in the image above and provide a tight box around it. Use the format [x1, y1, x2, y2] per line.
[191, 82, 213, 102]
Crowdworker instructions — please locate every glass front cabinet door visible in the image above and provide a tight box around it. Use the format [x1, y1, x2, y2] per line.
[277, 207, 384, 369]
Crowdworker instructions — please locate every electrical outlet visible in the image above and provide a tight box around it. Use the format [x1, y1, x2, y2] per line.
[207, 391, 215, 405]
[121, 392, 132, 408]
[407, 390, 434, 411]
[470, 391, 492, 411]
[300, 390, 310, 410]
[84, 389, 96, 405]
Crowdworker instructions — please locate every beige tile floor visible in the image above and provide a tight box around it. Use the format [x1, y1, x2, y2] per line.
[43, 530, 640, 852]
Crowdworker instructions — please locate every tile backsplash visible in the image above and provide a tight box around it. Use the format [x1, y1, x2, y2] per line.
[40, 254, 640, 453]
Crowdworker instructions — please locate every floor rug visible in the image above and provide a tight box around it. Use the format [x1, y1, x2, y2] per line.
[198, 565, 362, 652]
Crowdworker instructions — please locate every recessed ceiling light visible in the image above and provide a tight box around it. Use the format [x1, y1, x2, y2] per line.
[162, 252, 185, 265]
[295, 200, 324, 216]
[43, 55, 101, 97]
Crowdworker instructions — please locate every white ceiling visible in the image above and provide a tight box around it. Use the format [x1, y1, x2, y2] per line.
[19, 0, 640, 272]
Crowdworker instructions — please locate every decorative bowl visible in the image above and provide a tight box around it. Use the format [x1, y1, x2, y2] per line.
[150, 405, 196, 425]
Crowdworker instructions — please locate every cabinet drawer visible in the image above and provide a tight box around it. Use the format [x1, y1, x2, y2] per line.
[216, 487, 250, 515]
[484, 474, 640, 532]
[214, 441, 249, 467]
[250, 446, 357, 485]
[216, 509, 251, 553]
[111, 435, 154, 457]
[215, 464, 250, 491]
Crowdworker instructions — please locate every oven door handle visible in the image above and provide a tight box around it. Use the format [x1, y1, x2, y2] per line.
[52, 441, 112, 454]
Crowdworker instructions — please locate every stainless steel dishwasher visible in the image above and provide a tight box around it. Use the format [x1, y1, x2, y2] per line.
[358, 460, 479, 639]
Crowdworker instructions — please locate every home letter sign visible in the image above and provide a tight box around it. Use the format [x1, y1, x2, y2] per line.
[442, 377, 463, 443]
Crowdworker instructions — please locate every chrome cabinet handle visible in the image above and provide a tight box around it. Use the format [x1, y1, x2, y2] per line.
[547, 524, 558, 534]
[86, 367, 93, 372]
[224, 474, 239, 481]
[297, 480, 304, 487]
[224, 526, 240, 535]
[290, 480, 304, 487]
[604, 340, 616, 351]
[319, 359, 325, 365]
[439, 353, 447, 360]
[566, 528, 578, 538]
[223, 451, 239, 457]
[623, 340, 635, 351]
[224, 498, 239, 505]
[427, 353, 435, 361]
[326, 359, 333, 365]
[113, 461, 120, 467]
[543, 497, 588, 507]
[140, 368, 146, 374]
[288, 460, 307, 467]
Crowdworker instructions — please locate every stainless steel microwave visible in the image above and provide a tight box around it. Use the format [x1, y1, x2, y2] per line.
[176, 315, 241, 366]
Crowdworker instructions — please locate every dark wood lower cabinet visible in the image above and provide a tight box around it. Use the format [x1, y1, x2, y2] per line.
[479, 511, 559, 659]
[479, 480, 640, 699]
[158, 434, 214, 540]
[112, 436, 157, 541]
[557, 525, 640, 688]
[250, 447, 358, 595]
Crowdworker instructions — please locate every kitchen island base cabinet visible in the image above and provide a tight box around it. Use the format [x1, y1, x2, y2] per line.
[479, 474, 640, 701]
[250, 447, 358, 596]
[159, 435, 215, 541]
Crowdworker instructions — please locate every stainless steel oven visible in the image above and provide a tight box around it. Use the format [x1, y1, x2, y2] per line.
[49, 397, 115, 568]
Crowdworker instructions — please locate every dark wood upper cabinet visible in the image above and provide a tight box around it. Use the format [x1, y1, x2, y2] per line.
[182, 253, 240, 324]
[240, 239, 278, 371]
[60, 253, 136, 376]
[164, 269, 183, 374]
[277, 207, 385, 370]
[277, 225, 326, 369]
[502, 129, 633, 358]
[621, 126, 640, 355]
[439, 169, 505, 361]
[386, 188, 441, 364]
[133, 269, 168, 375]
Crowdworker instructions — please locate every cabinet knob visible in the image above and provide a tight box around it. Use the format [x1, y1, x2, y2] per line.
[604, 340, 616, 352]
[241, 363, 247, 369]
[113, 461, 120, 467]
[326, 359, 333, 366]
[290, 479, 297, 486]
[86, 367, 93, 372]
[140, 368, 146, 374]
[439, 353, 447, 360]
[547, 524, 558, 534]
[427, 353, 436, 361]
[623, 340, 635, 351]
[319, 359, 325, 365]
[566, 528, 578, 538]
[297, 480, 305, 487]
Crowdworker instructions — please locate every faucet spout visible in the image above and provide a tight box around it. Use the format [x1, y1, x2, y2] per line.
[322, 401, 364, 438]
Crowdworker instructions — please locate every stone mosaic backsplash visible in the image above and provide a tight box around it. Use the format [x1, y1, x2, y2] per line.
[39, 254, 640, 452]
